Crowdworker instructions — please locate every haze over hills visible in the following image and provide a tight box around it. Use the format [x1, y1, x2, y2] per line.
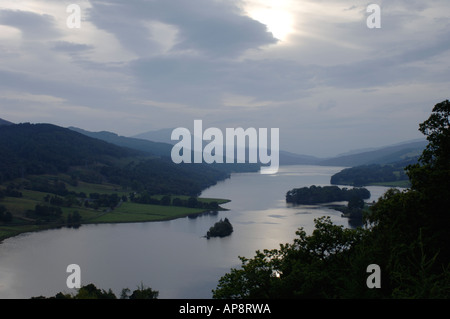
[69, 126, 261, 173]
[318, 139, 426, 167]
[68, 126, 173, 158]
[1, 118, 425, 169]
[131, 127, 425, 167]
[132, 128, 177, 145]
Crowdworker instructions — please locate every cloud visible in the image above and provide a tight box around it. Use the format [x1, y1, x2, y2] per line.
[50, 41, 93, 53]
[0, 0, 449, 156]
[0, 9, 60, 39]
[86, 0, 277, 58]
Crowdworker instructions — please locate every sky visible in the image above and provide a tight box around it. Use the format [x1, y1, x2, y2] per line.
[0, 0, 449, 157]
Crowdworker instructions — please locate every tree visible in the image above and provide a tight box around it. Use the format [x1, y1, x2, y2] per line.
[67, 211, 81, 228]
[33, 283, 159, 299]
[365, 100, 450, 297]
[213, 217, 365, 298]
[348, 196, 364, 211]
[417, 100, 450, 167]
[214, 100, 450, 299]
[128, 282, 159, 299]
[187, 197, 198, 208]
[119, 283, 159, 299]
[74, 284, 117, 299]
[0, 205, 13, 223]
[160, 195, 171, 206]
[206, 218, 233, 238]
[403, 100, 450, 261]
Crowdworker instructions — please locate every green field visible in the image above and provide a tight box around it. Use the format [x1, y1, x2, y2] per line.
[0, 175, 229, 242]
[87, 202, 210, 224]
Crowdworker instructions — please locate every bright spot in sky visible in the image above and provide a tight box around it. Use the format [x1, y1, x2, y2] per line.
[244, 0, 295, 42]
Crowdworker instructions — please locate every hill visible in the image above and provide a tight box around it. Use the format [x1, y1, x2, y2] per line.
[259, 139, 425, 167]
[318, 139, 426, 166]
[330, 160, 414, 187]
[132, 128, 176, 144]
[279, 150, 321, 165]
[0, 123, 228, 196]
[0, 123, 139, 180]
[326, 140, 426, 187]
[68, 126, 174, 158]
[133, 128, 322, 166]
[0, 118, 13, 126]
[73, 127, 261, 173]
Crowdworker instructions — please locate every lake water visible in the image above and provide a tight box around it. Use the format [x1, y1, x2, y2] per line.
[0, 165, 393, 299]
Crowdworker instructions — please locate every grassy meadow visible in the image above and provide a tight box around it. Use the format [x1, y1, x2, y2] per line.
[0, 175, 229, 242]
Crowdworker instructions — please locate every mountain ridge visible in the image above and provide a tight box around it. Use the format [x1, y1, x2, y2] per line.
[0, 122, 229, 196]
[318, 139, 426, 166]
[130, 126, 425, 166]
[1, 117, 426, 168]
[68, 126, 173, 158]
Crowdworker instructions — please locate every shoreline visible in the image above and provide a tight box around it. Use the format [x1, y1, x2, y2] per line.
[0, 199, 231, 244]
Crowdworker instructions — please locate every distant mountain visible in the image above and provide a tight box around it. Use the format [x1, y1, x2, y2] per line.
[132, 128, 425, 168]
[69, 127, 173, 158]
[279, 150, 321, 165]
[133, 128, 322, 167]
[0, 123, 228, 196]
[0, 118, 13, 126]
[71, 127, 260, 173]
[132, 128, 176, 145]
[318, 139, 426, 167]
[335, 138, 425, 157]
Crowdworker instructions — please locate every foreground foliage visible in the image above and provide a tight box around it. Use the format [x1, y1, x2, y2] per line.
[33, 283, 159, 299]
[213, 100, 450, 299]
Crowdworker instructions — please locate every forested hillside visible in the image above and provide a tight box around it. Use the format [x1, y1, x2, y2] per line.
[330, 158, 416, 187]
[0, 123, 228, 196]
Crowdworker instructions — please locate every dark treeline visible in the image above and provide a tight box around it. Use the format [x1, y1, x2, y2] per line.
[286, 185, 370, 205]
[330, 161, 414, 187]
[0, 205, 12, 223]
[131, 193, 220, 210]
[213, 100, 450, 299]
[0, 184, 23, 198]
[32, 283, 158, 299]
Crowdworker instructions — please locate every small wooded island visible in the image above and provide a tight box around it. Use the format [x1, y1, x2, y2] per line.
[205, 218, 233, 239]
[286, 185, 370, 205]
[286, 185, 371, 227]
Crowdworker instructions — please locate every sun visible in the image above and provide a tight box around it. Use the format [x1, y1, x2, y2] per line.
[244, 0, 295, 42]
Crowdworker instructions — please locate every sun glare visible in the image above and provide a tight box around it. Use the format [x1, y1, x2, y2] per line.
[244, 0, 295, 42]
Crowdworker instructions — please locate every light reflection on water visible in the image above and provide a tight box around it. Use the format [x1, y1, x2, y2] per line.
[0, 165, 395, 299]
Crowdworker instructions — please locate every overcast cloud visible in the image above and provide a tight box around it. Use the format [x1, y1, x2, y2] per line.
[0, 0, 449, 157]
